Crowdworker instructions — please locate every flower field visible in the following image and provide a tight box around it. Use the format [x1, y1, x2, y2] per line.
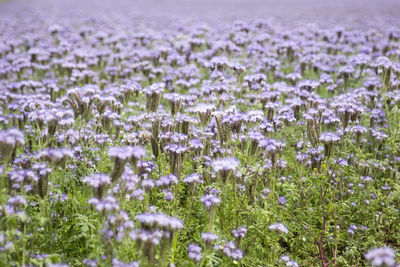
[0, 0, 399, 266]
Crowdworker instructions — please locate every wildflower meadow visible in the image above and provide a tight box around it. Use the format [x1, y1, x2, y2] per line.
[0, 0, 399, 266]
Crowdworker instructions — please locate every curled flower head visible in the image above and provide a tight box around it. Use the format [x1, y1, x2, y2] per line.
[143, 82, 164, 112]
[211, 157, 239, 183]
[200, 193, 221, 211]
[201, 232, 218, 245]
[82, 173, 111, 198]
[109, 145, 146, 182]
[88, 196, 119, 213]
[320, 132, 340, 144]
[155, 174, 178, 189]
[0, 128, 25, 161]
[191, 103, 216, 126]
[38, 148, 73, 167]
[135, 212, 184, 232]
[183, 173, 203, 186]
[320, 132, 340, 158]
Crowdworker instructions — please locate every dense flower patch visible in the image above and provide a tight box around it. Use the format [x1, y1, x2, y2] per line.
[0, 2, 399, 266]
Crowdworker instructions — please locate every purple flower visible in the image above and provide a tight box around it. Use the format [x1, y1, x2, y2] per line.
[109, 145, 146, 182]
[280, 255, 299, 267]
[222, 241, 243, 260]
[82, 173, 111, 198]
[200, 194, 221, 210]
[129, 229, 163, 245]
[135, 212, 184, 231]
[260, 188, 271, 200]
[278, 196, 287, 205]
[320, 132, 340, 157]
[38, 148, 73, 166]
[320, 132, 341, 143]
[232, 227, 247, 239]
[191, 104, 216, 126]
[183, 173, 203, 185]
[156, 174, 178, 188]
[365, 247, 396, 267]
[211, 157, 239, 183]
[188, 243, 202, 263]
[82, 258, 98, 267]
[0, 128, 24, 148]
[298, 79, 320, 92]
[141, 179, 155, 191]
[82, 173, 111, 189]
[163, 190, 174, 202]
[143, 82, 164, 112]
[201, 232, 218, 245]
[112, 259, 139, 267]
[0, 128, 24, 161]
[347, 224, 358, 235]
[108, 146, 129, 161]
[88, 196, 119, 213]
[269, 223, 289, 234]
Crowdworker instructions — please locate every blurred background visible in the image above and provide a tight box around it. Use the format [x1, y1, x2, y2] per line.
[1, 0, 400, 28]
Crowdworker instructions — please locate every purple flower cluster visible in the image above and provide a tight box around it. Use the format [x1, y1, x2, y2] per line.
[280, 255, 299, 267]
[109, 145, 146, 181]
[364, 247, 396, 267]
[200, 193, 221, 211]
[211, 157, 239, 183]
[0, 2, 399, 265]
[222, 241, 244, 260]
[187, 243, 202, 263]
[135, 212, 184, 232]
[82, 173, 111, 198]
[0, 129, 24, 160]
[38, 148, 73, 167]
[269, 223, 289, 234]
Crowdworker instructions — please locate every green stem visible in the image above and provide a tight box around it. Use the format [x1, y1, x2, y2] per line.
[21, 220, 27, 266]
[234, 180, 239, 229]
[79, 120, 86, 167]
[169, 232, 178, 266]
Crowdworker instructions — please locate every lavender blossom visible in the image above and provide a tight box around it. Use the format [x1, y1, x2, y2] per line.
[88, 196, 119, 213]
[143, 82, 164, 112]
[222, 241, 244, 260]
[365, 247, 396, 267]
[269, 223, 289, 234]
[201, 232, 219, 246]
[38, 148, 73, 167]
[200, 193, 221, 211]
[188, 243, 202, 263]
[82, 173, 111, 198]
[135, 212, 184, 232]
[211, 157, 239, 183]
[320, 132, 341, 157]
[0, 129, 25, 161]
